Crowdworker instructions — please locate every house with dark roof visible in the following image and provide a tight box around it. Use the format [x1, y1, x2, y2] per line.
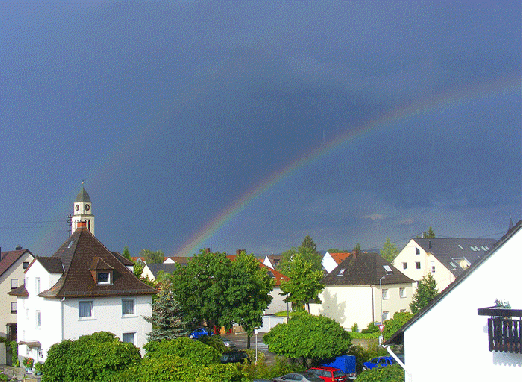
[393, 237, 496, 292]
[9, 187, 157, 364]
[309, 252, 414, 331]
[0, 248, 34, 340]
[387, 221, 522, 382]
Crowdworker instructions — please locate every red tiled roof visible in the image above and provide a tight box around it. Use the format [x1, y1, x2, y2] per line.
[329, 252, 353, 264]
[259, 263, 288, 286]
[0, 249, 32, 277]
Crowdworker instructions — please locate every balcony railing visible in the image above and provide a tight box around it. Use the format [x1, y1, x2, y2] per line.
[478, 307, 522, 354]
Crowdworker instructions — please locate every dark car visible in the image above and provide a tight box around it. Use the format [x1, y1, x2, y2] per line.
[307, 366, 348, 382]
[273, 372, 324, 382]
[362, 356, 396, 370]
[220, 350, 249, 364]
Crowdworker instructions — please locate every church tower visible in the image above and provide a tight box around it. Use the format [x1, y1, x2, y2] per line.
[71, 183, 95, 235]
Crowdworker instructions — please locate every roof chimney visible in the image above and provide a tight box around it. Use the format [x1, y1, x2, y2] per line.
[428, 240, 432, 249]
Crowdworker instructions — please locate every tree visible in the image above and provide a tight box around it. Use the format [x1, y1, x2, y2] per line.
[278, 235, 323, 274]
[410, 274, 438, 314]
[280, 252, 324, 312]
[382, 311, 413, 341]
[42, 332, 141, 382]
[140, 249, 165, 264]
[353, 243, 361, 253]
[144, 280, 190, 341]
[264, 312, 351, 367]
[380, 237, 399, 263]
[224, 251, 274, 349]
[424, 226, 435, 238]
[122, 246, 132, 260]
[356, 363, 404, 382]
[170, 249, 232, 330]
[133, 259, 144, 278]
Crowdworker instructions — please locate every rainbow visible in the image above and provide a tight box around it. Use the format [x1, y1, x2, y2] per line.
[174, 73, 521, 256]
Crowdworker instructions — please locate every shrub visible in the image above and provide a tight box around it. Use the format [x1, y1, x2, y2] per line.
[361, 322, 380, 334]
[0, 373, 8, 381]
[144, 337, 220, 365]
[42, 332, 140, 382]
[351, 322, 359, 332]
[356, 363, 404, 382]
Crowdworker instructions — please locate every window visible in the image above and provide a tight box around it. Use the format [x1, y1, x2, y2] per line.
[402, 262, 407, 270]
[382, 289, 389, 300]
[23, 262, 29, 269]
[382, 311, 390, 321]
[399, 287, 406, 298]
[35, 277, 41, 294]
[122, 332, 135, 344]
[122, 299, 135, 315]
[416, 261, 421, 269]
[431, 261, 436, 273]
[36, 311, 41, 329]
[415, 247, 420, 255]
[79, 301, 93, 318]
[11, 302, 17, 314]
[11, 279, 18, 289]
[97, 272, 111, 285]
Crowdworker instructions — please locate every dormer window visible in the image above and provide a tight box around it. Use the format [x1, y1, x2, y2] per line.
[97, 271, 112, 285]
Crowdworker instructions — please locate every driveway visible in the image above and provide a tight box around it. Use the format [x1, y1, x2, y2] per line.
[222, 332, 277, 364]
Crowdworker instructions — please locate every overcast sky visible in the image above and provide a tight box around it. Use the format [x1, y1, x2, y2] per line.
[1, 1, 520, 258]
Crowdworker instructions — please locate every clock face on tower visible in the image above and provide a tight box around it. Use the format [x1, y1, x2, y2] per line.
[85, 204, 91, 211]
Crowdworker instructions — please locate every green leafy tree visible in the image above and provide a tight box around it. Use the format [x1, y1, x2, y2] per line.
[380, 237, 399, 263]
[280, 252, 324, 312]
[278, 235, 323, 274]
[224, 251, 274, 349]
[424, 226, 435, 238]
[382, 311, 413, 341]
[133, 259, 145, 278]
[144, 281, 190, 341]
[356, 363, 404, 382]
[140, 249, 165, 264]
[122, 246, 131, 260]
[353, 243, 362, 253]
[264, 312, 351, 368]
[42, 332, 140, 382]
[410, 274, 439, 314]
[170, 249, 232, 330]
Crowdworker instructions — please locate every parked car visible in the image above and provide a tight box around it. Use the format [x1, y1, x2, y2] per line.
[189, 327, 211, 339]
[273, 372, 324, 382]
[307, 366, 348, 382]
[362, 356, 396, 370]
[320, 355, 356, 380]
[220, 350, 249, 364]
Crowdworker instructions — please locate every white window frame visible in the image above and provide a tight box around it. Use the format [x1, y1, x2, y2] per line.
[122, 332, 136, 345]
[122, 299, 135, 316]
[35, 311, 41, 329]
[97, 271, 112, 285]
[79, 301, 93, 319]
[382, 311, 390, 321]
[382, 289, 389, 300]
[11, 279, 18, 289]
[399, 287, 406, 298]
[11, 302, 17, 314]
[402, 262, 407, 270]
[35, 277, 41, 294]
[415, 261, 421, 269]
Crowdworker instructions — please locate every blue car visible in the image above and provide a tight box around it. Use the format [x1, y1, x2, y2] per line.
[189, 328, 211, 339]
[362, 356, 396, 370]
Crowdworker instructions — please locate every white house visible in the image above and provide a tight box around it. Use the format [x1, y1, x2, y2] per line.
[310, 252, 414, 331]
[387, 221, 522, 382]
[393, 237, 496, 292]
[0, 248, 34, 340]
[322, 251, 351, 274]
[10, 186, 157, 364]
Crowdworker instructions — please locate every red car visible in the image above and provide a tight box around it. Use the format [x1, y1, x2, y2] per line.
[307, 366, 348, 382]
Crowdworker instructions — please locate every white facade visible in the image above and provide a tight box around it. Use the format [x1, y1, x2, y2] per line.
[17, 259, 152, 363]
[393, 239, 455, 290]
[310, 283, 414, 330]
[403, 226, 522, 382]
[322, 252, 339, 274]
[0, 251, 33, 338]
[265, 286, 288, 315]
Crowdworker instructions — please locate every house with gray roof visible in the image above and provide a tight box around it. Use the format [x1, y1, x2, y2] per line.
[309, 252, 414, 331]
[387, 221, 522, 382]
[393, 237, 496, 292]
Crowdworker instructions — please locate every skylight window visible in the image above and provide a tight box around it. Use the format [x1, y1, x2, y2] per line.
[67, 240, 74, 248]
[383, 265, 392, 274]
[337, 269, 345, 276]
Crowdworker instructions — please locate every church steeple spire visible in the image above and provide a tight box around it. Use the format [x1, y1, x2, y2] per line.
[71, 181, 95, 235]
